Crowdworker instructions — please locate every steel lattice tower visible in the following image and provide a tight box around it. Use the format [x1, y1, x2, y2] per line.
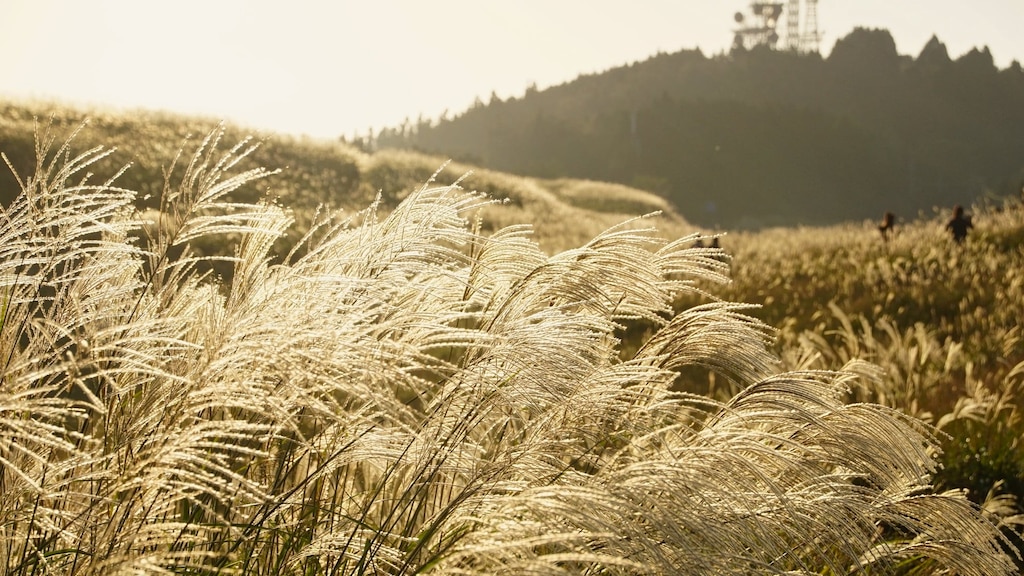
[783, 0, 821, 53]
[786, 0, 802, 51]
[802, 0, 819, 53]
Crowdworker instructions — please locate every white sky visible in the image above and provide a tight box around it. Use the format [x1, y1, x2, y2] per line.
[3, 1, 1023, 140]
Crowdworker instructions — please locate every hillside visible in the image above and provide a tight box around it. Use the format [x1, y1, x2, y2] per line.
[673, 200, 1024, 524]
[0, 101, 692, 260]
[1, 100, 1024, 574]
[376, 28, 1024, 229]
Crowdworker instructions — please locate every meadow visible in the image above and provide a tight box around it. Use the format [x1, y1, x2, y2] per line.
[0, 103, 690, 260]
[0, 110, 1022, 575]
[695, 206, 1024, 505]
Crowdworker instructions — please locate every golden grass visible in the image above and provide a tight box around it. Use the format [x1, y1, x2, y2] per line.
[0, 120, 1017, 575]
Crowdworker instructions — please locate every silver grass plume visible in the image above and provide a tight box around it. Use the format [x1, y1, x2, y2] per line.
[0, 124, 1017, 575]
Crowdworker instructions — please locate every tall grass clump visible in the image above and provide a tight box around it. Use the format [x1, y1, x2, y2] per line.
[0, 123, 1018, 575]
[701, 206, 1024, 516]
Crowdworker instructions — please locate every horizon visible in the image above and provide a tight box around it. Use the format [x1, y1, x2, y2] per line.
[3, 1, 1023, 140]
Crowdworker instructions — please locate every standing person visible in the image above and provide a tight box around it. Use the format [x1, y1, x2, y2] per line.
[878, 211, 895, 241]
[945, 204, 973, 244]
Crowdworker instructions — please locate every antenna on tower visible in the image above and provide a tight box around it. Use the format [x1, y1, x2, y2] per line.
[732, 2, 784, 51]
[733, 0, 820, 53]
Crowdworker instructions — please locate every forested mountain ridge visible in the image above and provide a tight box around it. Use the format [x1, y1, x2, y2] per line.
[377, 28, 1024, 229]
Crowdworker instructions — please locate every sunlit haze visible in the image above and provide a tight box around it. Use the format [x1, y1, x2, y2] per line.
[4, 0, 1023, 139]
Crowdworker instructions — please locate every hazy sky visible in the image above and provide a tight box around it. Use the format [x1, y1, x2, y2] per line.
[3, 1, 1022, 139]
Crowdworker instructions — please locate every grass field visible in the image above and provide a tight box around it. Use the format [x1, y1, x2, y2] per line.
[674, 205, 1024, 512]
[0, 106, 1022, 574]
[0, 102, 690, 259]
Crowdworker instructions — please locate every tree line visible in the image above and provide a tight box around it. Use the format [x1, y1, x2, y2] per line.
[375, 28, 1024, 229]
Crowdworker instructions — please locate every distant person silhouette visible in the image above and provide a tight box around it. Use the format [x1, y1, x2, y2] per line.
[945, 204, 973, 244]
[878, 211, 895, 241]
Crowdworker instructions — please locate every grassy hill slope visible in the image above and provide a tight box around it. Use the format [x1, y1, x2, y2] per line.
[0, 100, 1022, 573]
[672, 202, 1024, 515]
[0, 100, 693, 258]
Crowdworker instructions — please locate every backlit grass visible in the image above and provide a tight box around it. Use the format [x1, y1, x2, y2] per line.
[0, 121, 1018, 575]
